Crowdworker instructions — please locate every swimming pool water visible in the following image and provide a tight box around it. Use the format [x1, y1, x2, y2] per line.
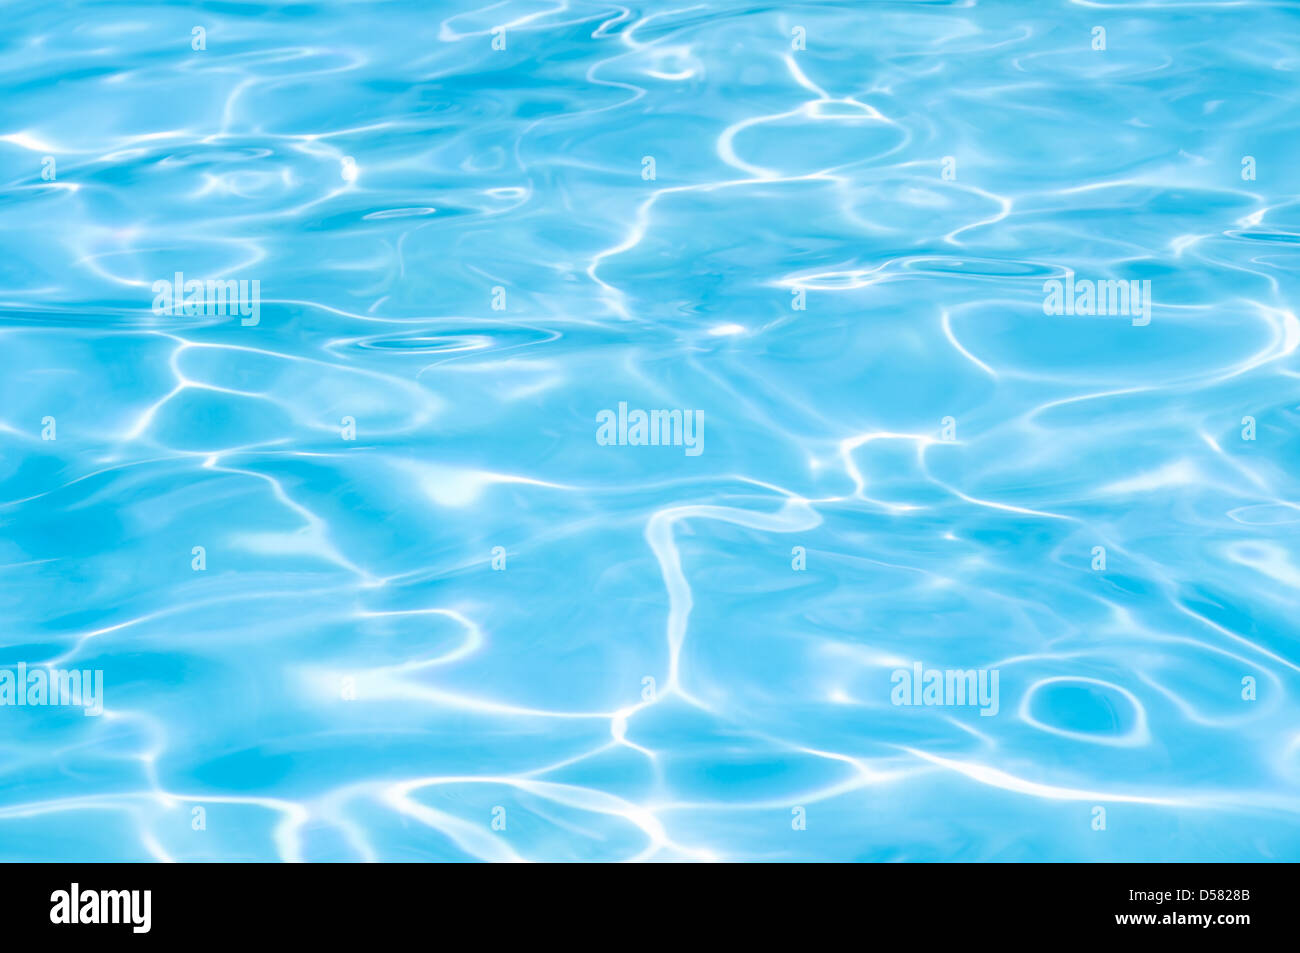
[0, 1, 1298, 861]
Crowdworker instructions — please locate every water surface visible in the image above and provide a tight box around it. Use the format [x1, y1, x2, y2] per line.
[0, 1, 1298, 861]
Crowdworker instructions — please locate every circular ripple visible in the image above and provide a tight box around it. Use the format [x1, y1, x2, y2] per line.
[1019, 676, 1149, 747]
[341, 326, 559, 356]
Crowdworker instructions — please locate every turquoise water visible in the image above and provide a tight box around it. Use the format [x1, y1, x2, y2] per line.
[1, 1, 1299, 862]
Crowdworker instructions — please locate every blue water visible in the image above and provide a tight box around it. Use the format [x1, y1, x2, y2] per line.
[1, 1, 1298, 862]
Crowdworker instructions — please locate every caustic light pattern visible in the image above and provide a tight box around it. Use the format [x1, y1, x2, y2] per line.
[1, 1, 1298, 861]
